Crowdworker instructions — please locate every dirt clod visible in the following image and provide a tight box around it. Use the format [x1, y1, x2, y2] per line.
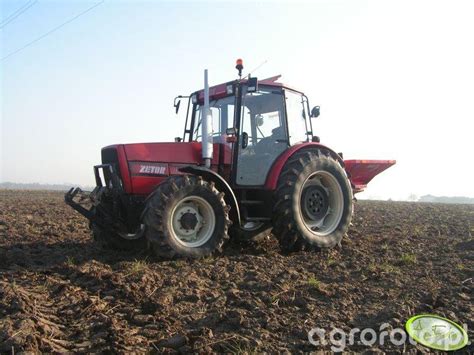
[157, 333, 187, 349]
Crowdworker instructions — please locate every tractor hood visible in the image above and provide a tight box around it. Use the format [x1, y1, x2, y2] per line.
[102, 142, 232, 195]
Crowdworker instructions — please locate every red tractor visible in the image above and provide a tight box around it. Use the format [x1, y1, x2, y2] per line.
[66, 60, 395, 258]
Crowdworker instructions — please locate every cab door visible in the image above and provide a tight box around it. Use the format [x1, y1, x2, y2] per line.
[235, 86, 288, 186]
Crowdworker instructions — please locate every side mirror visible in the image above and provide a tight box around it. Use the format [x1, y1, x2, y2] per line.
[255, 114, 264, 127]
[311, 106, 320, 118]
[174, 95, 184, 114]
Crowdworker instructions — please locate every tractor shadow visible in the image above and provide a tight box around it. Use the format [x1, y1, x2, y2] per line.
[0, 234, 283, 273]
[0, 239, 147, 272]
[223, 236, 280, 257]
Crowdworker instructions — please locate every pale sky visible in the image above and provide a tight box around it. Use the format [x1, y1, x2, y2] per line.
[1, 0, 473, 200]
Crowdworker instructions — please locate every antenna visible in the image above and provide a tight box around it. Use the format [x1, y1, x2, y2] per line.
[243, 59, 268, 79]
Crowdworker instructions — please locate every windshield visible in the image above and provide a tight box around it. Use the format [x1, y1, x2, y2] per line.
[192, 95, 235, 142]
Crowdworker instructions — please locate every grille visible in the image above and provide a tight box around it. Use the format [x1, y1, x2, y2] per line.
[101, 147, 122, 186]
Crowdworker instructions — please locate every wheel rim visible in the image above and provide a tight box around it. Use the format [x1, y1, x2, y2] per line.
[299, 171, 344, 236]
[170, 196, 215, 247]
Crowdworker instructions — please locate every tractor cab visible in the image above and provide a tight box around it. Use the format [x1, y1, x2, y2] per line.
[180, 74, 318, 187]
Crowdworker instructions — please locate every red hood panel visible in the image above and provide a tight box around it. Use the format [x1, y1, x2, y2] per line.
[120, 142, 231, 195]
[124, 142, 209, 163]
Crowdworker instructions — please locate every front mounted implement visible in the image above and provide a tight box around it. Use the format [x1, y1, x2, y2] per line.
[65, 163, 145, 240]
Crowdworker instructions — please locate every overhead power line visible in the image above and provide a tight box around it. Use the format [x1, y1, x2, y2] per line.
[0, 0, 38, 29]
[0, 0, 34, 27]
[1, 1, 104, 61]
[0, 0, 32, 27]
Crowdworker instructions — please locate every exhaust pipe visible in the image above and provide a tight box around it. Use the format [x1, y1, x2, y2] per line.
[202, 69, 213, 168]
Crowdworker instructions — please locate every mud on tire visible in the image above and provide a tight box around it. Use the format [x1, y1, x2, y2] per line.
[272, 149, 353, 253]
[143, 175, 231, 259]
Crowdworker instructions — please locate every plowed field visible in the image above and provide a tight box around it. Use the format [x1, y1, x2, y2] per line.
[0, 190, 472, 352]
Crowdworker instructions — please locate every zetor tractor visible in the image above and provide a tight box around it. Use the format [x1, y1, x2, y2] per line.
[66, 60, 395, 258]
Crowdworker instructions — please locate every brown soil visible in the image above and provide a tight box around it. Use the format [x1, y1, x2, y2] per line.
[0, 190, 472, 353]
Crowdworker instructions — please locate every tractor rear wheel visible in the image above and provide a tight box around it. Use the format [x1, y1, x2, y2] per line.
[272, 149, 353, 253]
[143, 175, 231, 259]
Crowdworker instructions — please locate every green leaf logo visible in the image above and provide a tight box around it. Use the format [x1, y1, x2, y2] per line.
[406, 314, 468, 351]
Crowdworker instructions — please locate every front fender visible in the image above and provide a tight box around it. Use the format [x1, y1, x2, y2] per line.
[179, 166, 241, 226]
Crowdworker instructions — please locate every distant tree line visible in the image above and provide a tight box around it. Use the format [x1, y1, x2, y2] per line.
[418, 194, 474, 204]
[0, 182, 94, 191]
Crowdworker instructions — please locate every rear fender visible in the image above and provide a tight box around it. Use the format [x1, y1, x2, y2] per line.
[264, 142, 344, 190]
[179, 166, 241, 226]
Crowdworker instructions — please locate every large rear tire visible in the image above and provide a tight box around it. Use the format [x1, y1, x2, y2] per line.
[272, 149, 353, 253]
[143, 175, 231, 259]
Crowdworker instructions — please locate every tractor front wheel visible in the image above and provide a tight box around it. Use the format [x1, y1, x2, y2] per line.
[143, 175, 231, 259]
[272, 149, 353, 252]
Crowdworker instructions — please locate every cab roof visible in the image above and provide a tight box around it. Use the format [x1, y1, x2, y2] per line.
[194, 75, 302, 103]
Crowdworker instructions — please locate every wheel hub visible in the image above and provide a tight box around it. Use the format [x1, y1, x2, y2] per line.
[180, 212, 198, 230]
[302, 185, 329, 220]
[174, 204, 203, 237]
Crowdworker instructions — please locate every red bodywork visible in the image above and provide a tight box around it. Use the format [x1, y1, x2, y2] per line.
[109, 143, 231, 195]
[109, 142, 394, 196]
